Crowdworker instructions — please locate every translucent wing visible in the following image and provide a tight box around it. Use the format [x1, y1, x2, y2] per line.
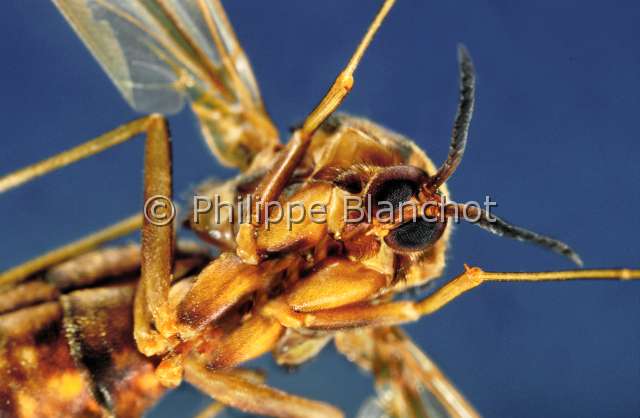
[53, 0, 278, 168]
[337, 327, 481, 418]
[357, 388, 450, 418]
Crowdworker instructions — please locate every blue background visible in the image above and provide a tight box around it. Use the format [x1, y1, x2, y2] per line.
[1, 1, 639, 417]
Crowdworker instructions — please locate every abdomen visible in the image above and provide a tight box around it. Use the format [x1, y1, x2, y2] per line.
[0, 282, 164, 418]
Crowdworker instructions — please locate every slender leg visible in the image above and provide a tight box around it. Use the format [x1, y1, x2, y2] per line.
[0, 113, 179, 353]
[1, 243, 140, 314]
[139, 115, 176, 342]
[336, 326, 480, 418]
[0, 214, 142, 288]
[258, 0, 395, 205]
[236, 0, 396, 263]
[264, 266, 640, 330]
[128, 114, 183, 359]
[0, 281, 58, 314]
[134, 273, 172, 357]
[0, 242, 209, 315]
[192, 402, 225, 418]
[415, 266, 640, 316]
[0, 117, 152, 193]
[45, 243, 140, 290]
[0, 115, 167, 286]
[184, 358, 344, 418]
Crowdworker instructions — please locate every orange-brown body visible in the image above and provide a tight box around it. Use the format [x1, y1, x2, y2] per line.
[3, 1, 637, 417]
[0, 115, 451, 418]
[174, 115, 453, 364]
[0, 260, 161, 418]
[0, 243, 216, 418]
[190, 114, 451, 294]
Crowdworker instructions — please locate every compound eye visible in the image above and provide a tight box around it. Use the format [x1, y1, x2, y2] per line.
[365, 166, 428, 209]
[384, 218, 447, 252]
[372, 178, 416, 208]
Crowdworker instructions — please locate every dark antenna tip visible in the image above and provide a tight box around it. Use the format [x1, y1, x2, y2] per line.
[450, 204, 584, 267]
[564, 249, 584, 268]
[425, 44, 476, 192]
[457, 43, 471, 67]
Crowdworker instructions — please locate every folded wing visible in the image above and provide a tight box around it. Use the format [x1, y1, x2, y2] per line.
[53, 0, 279, 168]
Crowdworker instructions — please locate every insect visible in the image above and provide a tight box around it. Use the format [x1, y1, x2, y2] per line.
[0, 1, 638, 417]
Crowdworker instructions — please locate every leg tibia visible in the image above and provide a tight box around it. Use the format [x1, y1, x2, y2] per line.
[184, 360, 344, 418]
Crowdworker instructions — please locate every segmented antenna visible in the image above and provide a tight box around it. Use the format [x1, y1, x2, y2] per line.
[450, 204, 583, 266]
[425, 45, 476, 192]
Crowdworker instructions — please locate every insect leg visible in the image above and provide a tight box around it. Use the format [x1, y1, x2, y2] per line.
[416, 266, 640, 315]
[0, 114, 176, 287]
[0, 280, 59, 314]
[188, 314, 283, 370]
[176, 253, 295, 338]
[192, 401, 225, 418]
[264, 267, 639, 330]
[0, 242, 208, 314]
[0, 214, 142, 287]
[0, 113, 178, 354]
[264, 297, 420, 330]
[184, 358, 344, 418]
[284, 258, 388, 312]
[236, 0, 396, 263]
[300, 0, 396, 138]
[336, 327, 480, 418]
[190, 368, 270, 418]
[0, 116, 153, 193]
[0, 243, 140, 313]
[259, 0, 395, 202]
[142, 229, 294, 385]
[135, 114, 178, 354]
[45, 243, 140, 290]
